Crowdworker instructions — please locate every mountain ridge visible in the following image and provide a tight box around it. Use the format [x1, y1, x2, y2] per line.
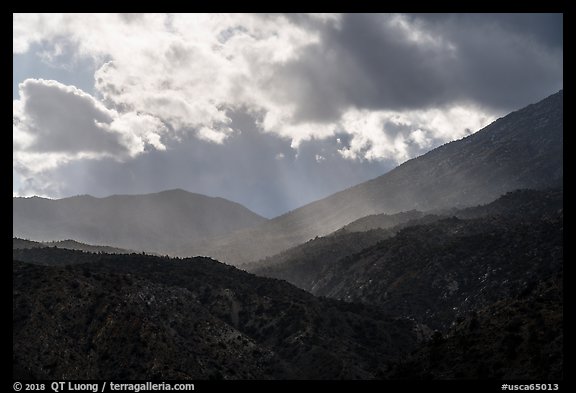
[193, 90, 563, 264]
[13, 188, 267, 255]
[248, 188, 563, 314]
[13, 90, 563, 265]
[13, 237, 134, 255]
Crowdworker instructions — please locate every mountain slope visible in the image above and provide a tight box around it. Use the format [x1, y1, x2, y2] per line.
[390, 273, 562, 379]
[246, 190, 563, 329]
[13, 189, 267, 255]
[13, 250, 418, 380]
[13, 260, 295, 380]
[335, 188, 563, 234]
[247, 229, 395, 292]
[246, 210, 446, 288]
[311, 212, 562, 331]
[197, 90, 562, 265]
[254, 188, 563, 284]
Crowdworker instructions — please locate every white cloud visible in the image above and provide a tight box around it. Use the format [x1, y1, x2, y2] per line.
[13, 14, 340, 145]
[337, 105, 497, 162]
[108, 111, 168, 153]
[197, 126, 234, 144]
[13, 13, 59, 54]
[409, 129, 432, 149]
[13, 13, 505, 187]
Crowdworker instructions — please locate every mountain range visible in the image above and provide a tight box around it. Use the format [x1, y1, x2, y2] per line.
[13, 91, 562, 264]
[192, 90, 564, 264]
[12, 189, 563, 379]
[13, 250, 418, 379]
[249, 189, 563, 311]
[12, 90, 563, 380]
[13, 189, 267, 255]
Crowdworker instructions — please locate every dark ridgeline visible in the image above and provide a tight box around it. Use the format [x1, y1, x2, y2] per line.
[13, 238, 133, 254]
[12, 190, 563, 379]
[12, 90, 563, 380]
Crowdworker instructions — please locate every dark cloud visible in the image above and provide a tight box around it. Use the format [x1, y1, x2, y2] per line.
[411, 14, 563, 49]
[17, 79, 128, 155]
[446, 14, 562, 110]
[273, 13, 562, 124]
[273, 13, 452, 122]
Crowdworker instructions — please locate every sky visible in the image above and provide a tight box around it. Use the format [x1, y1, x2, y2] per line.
[13, 13, 563, 218]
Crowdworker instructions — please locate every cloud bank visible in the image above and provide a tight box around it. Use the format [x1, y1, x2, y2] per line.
[13, 13, 563, 215]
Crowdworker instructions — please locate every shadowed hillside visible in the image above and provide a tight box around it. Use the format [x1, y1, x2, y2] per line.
[13, 250, 417, 380]
[390, 273, 562, 379]
[310, 212, 562, 331]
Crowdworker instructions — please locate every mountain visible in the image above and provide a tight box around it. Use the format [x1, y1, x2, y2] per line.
[334, 188, 563, 234]
[13, 249, 418, 380]
[12, 238, 46, 250]
[339, 210, 428, 233]
[13, 238, 133, 254]
[195, 90, 562, 265]
[390, 273, 562, 379]
[245, 209, 445, 289]
[13, 193, 562, 379]
[299, 210, 562, 332]
[13, 189, 267, 255]
[249, 190, 563, 330]
[314, 211, 563, 330]
[12, 89, 563, 380]
[246, 229, 396, 293]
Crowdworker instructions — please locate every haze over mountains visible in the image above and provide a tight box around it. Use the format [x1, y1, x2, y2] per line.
[12, 189, 563, 379]
[251, 189, 563, 330]
[194, 90, 564, 264]
[248, 189, 562, 291]
[13, 189, 267, 255]
[13, 90, 563, 265]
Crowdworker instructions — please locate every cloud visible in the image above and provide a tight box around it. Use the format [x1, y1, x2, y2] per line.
[13, 78, 167, 177]
[14, 110, 394, 217]
[15, 79, 122, 154]
[273, 13, 562, 117]
[337, 105, 494, 162]
[13, 14, 561, 150]
[13, 13, 563, 214]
